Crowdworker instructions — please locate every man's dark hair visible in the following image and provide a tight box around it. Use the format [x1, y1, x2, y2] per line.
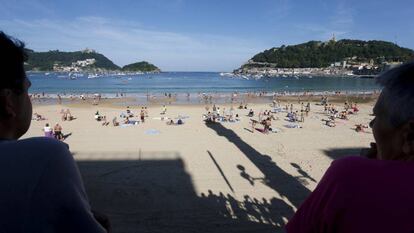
[0, 31, 28, 93]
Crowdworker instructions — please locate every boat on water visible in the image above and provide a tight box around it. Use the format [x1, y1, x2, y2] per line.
[220, 72, 234, 77]
[88, 74, 99, 79]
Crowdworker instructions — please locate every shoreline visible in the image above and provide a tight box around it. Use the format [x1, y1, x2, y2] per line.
[31, 91, 380, 107]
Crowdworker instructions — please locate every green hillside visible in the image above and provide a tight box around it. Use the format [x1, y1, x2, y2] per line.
[244, 39, 414, 69]
[25, 49, 120, 71]
[122, 61, 160, 72]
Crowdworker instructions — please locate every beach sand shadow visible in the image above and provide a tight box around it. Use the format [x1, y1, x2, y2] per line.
[77, 152, 289, 233]
[205, 122, 311, 209]
[322, 147, 364, 160]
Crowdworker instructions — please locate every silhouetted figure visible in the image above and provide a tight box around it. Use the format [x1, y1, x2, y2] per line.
[0, 31, 109, 233]
[288, 62, 414, 232]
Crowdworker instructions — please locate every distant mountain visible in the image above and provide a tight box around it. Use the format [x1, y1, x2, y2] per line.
[122, 61, 160, 72]
[25, 49, 120, 71]
[239, 39, 414, 69]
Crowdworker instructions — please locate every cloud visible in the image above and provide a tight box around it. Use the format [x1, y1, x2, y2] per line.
[0, 16, 263, 71]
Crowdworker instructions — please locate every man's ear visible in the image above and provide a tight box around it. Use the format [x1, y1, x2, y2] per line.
[402, 120, 414, 156]
[0, 89, 17, 118]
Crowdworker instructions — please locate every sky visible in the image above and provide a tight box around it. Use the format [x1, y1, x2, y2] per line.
[0, 0, 413, 71]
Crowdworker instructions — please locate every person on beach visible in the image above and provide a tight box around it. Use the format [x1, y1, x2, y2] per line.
[262, 117, 272, 133]
[33, 112, 46, 121]
[287, 62, 414, 233]
[300, 110, 305, 123]
[53, 123, 64, 141]
[166, 119, 175, 125]
[144, 106, 149, 117]
[355, 123, 368, 132]
[61, 109, 66, 121]
[248, 109, 254, 117]
[43, 123, 53, 138]
[95, 111, 102, 121]
[61, 108, 73, 121]
[112, 117, 119, 126]
[140, 108, 145, 123]
[101, 116, 109, 126]
[0, 32, 109, 232]
[126, 106, 133, 117]
[65, 108, 73, 120]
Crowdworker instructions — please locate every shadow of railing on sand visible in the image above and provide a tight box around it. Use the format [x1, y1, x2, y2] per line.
[322, 147, 364, 160]
[76, 152, 292, 233]
[204, 122, 311, 210]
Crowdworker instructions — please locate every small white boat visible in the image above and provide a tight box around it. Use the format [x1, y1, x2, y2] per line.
[88, 74, 99, 79]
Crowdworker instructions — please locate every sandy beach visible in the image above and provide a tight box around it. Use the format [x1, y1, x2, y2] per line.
[23, 96, 376, 232]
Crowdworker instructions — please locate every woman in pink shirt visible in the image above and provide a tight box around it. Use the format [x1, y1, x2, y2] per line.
[287, 62, 414, 233]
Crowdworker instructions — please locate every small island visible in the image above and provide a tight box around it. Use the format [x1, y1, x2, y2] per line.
[234, 37, 414, 77]
[122, 61, 161, 73]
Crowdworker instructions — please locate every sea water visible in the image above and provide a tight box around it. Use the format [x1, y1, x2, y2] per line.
[28, 72, 380, 96]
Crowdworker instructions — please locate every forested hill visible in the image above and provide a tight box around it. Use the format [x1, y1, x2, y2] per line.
[24, 49, 120, 71]
[122, 61, 160, 72]
[245, 39, 414, 68]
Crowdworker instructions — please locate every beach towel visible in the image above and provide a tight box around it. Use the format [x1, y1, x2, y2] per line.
[120, 121, 138, 127]
[120, 123, 134, 127]
[272, 107, 284, 113]
[145, 129, 160, 135]
[284, 124, 302, 129]
[272, 128, 282, 133]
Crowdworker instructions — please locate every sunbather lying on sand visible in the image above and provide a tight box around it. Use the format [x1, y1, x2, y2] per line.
[33, 113, 46, 121]
[355, 124, 368, 132]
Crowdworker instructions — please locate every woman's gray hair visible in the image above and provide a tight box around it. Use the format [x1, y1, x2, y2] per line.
[376, 61, 414, 127]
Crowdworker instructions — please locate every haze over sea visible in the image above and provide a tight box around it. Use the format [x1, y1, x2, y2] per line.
[28, 72, 379, 97]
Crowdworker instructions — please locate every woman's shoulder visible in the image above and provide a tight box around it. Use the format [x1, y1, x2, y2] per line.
[324, 156, 372, 182]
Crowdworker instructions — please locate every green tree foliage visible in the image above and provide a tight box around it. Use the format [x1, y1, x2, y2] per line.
[248, 40, 414, 68]
[122, 61, 160, 72]
[24, 50, 120, 71]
